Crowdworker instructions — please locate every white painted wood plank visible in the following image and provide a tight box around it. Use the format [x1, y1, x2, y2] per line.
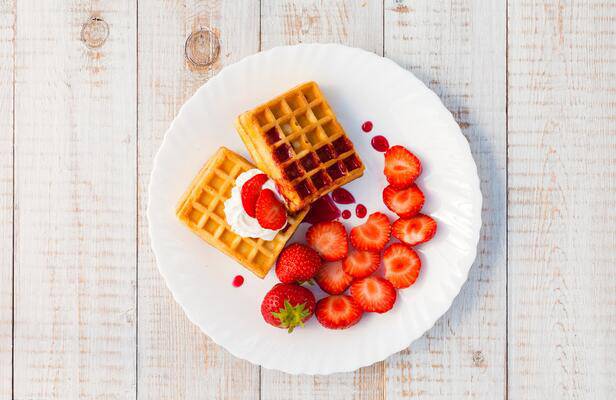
[508, 1, 616, 399]
[136, 1, 260, 398]
[261, 0, 383, 54]
[0, 2, 14, 399]
[260, 1, 384, 399]
[13, 2, 137, 398]
[384, 1, 507, 398]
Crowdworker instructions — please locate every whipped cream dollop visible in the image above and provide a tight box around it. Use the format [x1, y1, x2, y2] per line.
[224, 169, 287, 240]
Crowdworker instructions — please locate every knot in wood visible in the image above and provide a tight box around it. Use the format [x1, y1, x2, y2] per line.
[81, 16, 109, 49]
[185, 28, 220, 67]
[472, 350, 485, 367]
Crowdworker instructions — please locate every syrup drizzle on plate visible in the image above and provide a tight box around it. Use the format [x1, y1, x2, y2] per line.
[332, 188, 355, 204]
[361, 121, 373, 133]
[232, 275, 244, 287]
[303, 195, 341, 224]
[371, 135, 389, 152]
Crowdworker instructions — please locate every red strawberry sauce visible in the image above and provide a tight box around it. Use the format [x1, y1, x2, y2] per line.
[342, 210, 351, 219]
[332, 188, 355, 204]
[232, 275, 244, 287]
[355, 204, 367, 218]
[303, 195, 341, 224]
[371, 135, 389, 152]
[361, 121, 373, 133]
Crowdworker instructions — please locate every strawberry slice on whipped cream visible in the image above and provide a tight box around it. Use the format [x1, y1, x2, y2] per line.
[224, 169, 288, 240]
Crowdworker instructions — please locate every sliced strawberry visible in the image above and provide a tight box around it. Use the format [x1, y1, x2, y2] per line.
[316, 295, 363, 329]
[314, 261, 353, 295]
[306, 221, 348, 261]
[382, 184, 425, 218]
[342, 250, 381, 279]
[384, 145, 421, 188]
[392, 214, 437, 246]
[349, 212, 391, 252]
[241, 173, 268, 217]
[255, 189, 287, 230]
[383, 243, 421, 289]
[350, 276, 397, 313]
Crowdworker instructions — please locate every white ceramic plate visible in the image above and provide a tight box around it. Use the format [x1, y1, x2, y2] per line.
[148, 43, 482, 375]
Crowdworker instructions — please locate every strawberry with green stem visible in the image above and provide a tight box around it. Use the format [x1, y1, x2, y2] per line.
[261, 283, 316, 333]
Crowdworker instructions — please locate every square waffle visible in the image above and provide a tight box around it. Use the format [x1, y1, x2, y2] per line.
[235, 81, 365, 212]
[176, 147, 307, 278]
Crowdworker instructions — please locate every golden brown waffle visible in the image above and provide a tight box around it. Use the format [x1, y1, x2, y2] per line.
[235, 81, 365, 213]
[176, 147, 307, 278]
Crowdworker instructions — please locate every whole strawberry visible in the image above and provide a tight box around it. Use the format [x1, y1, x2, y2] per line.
[261, 283, 316, 332]
[276, 243, 322, 283]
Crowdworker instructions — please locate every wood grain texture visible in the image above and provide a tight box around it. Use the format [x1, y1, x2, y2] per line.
[259, 1, 384, 398]
[507, 1, 616, 399]
[261, 0, 383, 53]
[136, 1, 260, 399]
[6, 1, 616, 398]
[384, 1, 507, 398]
[0, 1, 14, 399]
[12, 1, 137, 399]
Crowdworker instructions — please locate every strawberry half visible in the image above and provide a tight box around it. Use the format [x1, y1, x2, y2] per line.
[350, 276, 397, 313]
[384, 145, 422, 189]
[255, 189, 287, 230]
[261, 283, 316, 332]
[241, 173, 268, 217]
[276, 243, 322, 283]
[349, 212, 391, 252]
[306, 221, 348, 261]
[383, 243, 421, 289]
[342, 250, 381, 279]
[382, 184, 425, 218]
[392, 214, 437, 246]
[314, 261, 353, 295]
[316, 295, 363, 330]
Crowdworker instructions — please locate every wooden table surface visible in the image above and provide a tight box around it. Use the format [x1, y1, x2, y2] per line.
[1, 0, 615, 399]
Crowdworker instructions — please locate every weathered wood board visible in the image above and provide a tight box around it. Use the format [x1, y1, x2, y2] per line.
[0, 1, 15, 399]
[12, 2, 137, 398]
[507, 1, 616, 398]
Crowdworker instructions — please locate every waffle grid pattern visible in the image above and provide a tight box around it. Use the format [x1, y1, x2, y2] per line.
[176, 148, 305, 278]
[240, 82, 364, 211]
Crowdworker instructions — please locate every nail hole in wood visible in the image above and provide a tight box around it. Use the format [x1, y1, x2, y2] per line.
[81, 16, 109, 49]
[185, 28, 220, 67]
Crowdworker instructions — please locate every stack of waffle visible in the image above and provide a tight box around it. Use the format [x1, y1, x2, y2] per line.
[177, 82, 364, 277]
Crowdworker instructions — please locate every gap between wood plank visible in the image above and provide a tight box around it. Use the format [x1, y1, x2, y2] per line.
[505, 1, 509, 398]
[11, 1, 16, 397]
[135, 1, 140, 399]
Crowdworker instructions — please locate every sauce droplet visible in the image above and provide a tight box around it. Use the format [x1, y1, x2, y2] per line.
[303, 195, 341, 224]
[361, 121, 373, 133]
[331, 188, 355, 204]
[371, 135, 390, 152]
[232, 275, 244, 287]
[342, 210, 351, 219]
[355, 204, 367, 218]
